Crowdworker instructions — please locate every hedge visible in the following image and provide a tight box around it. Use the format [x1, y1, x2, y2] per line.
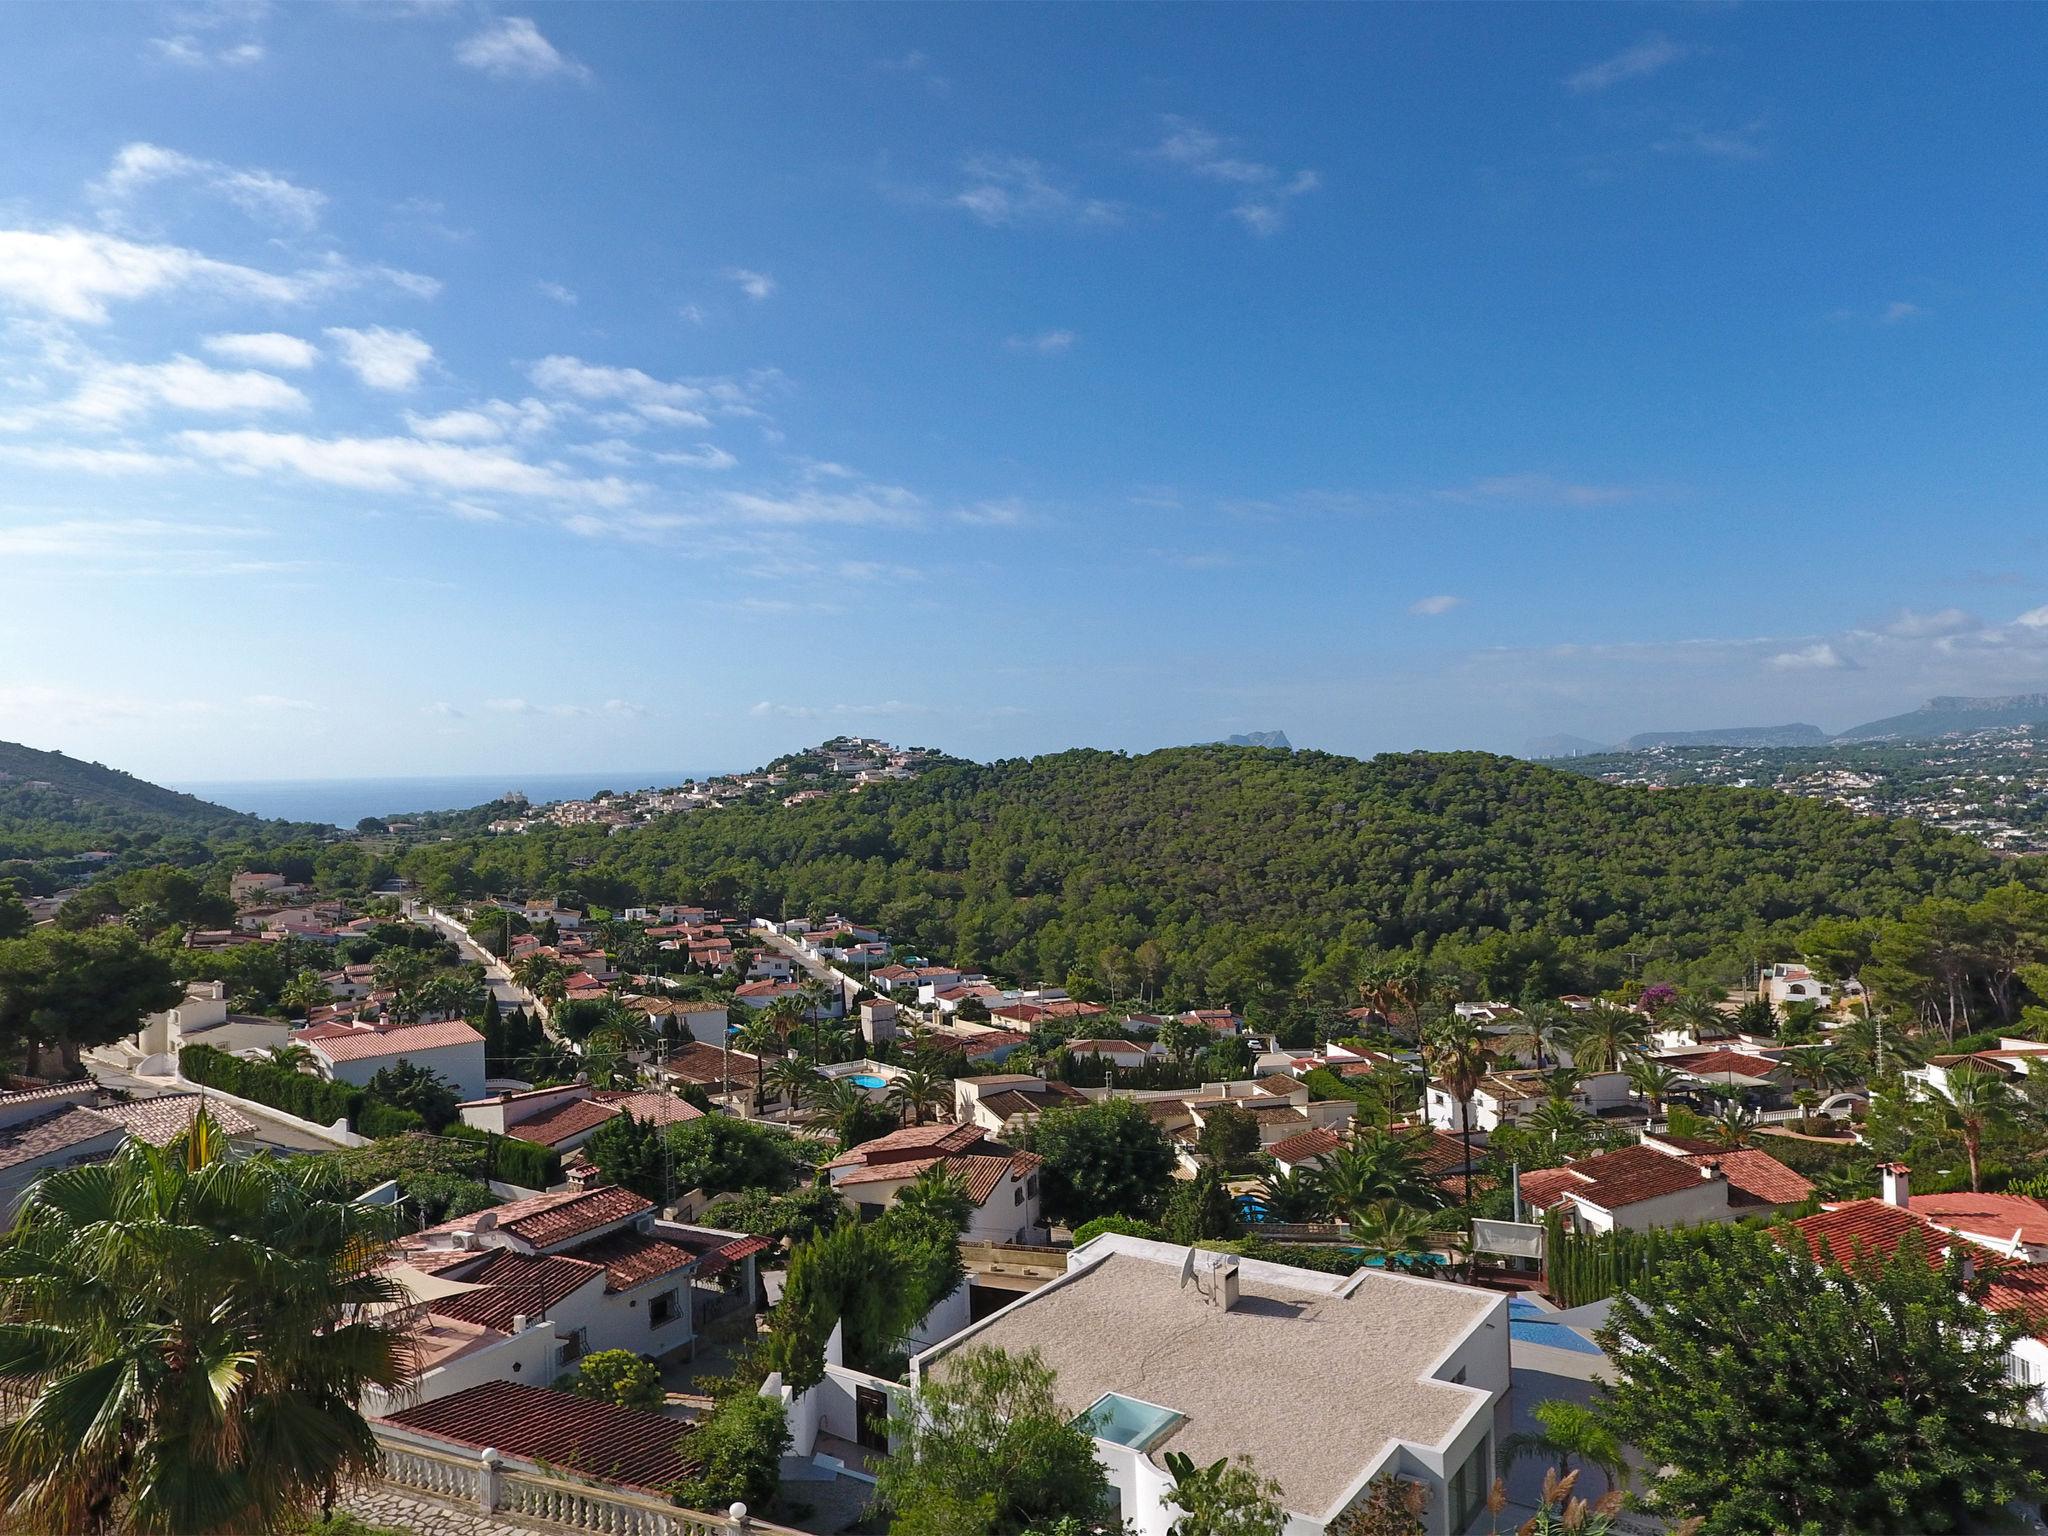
[180, 1044, 362, 1127]
[444, 1123, 563, 1189]
[357, 1101, 426, 1139]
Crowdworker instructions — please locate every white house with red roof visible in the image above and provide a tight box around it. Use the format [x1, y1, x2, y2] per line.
[456, 1084, 627, 1154]
[1518, 1136, 1813, 1234]
[822, 1122, 1044, 1242]
[296, 1016, 487, 1100]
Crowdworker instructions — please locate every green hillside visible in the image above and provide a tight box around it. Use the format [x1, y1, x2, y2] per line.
[0, 740, 256, 873]
[393, 745, 2024, 999]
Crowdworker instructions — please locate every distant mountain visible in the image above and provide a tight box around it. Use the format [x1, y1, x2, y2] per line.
[1526, 733, 1611, 759]
[0, 740, 252, 835]
[1837, 693, 2048, 742]
[1219, 731, 1292, 750]
[1623, 724, 1828, 750]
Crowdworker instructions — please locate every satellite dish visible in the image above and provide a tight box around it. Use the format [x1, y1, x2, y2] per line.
[1178, 1248, 1196, 1290]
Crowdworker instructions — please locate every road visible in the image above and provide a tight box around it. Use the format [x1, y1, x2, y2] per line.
[751, 929, 859, 1004]
[405, 901, 534, 1013]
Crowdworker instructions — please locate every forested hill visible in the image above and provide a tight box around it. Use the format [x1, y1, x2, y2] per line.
[395, 745, 2027, 998]
[0, 740, 255, 871]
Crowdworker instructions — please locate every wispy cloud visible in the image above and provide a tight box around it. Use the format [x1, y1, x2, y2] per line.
[1142, 116, 1320, 234]
[1768, 642, 1855, 672]
[1653, 120, 1769, 162]
[948, 156, 1122, 229]
[1410, 595, 1465, 617]
[1566, 35, 1688, 94]
[93, 142, 324, 231]
[483, 696, 646, 718]
[1435, 472, 1643, 509]
[536, 280, 577, 306]
[0, 228, 436, 324]
[177, 428, 633, 505]
[1006, 329, 1075, 355]
[726, 268, 776, 302]
[455, 17, 590, 83]
[324, 325, 435, 391]
[202, 332, 319, 369]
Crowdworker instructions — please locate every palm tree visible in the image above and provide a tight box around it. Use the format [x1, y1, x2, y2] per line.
[1316, 1128, 1436, 1221]
[765, 1055, 820, 1115]
[1564, 1005, 1649, 1075]
[886, 1066, 949, 1126]
[1499, 1003, 1568, 1070]
[1791, 1087, 1822, 1133]
[1925, 1061, 2017, 1192]
[1624, 1059, 1682, 1122]
[1248, 1166, 1326, 1225]
[734, 1015, 786, 1115]
[1837, 1009, 1922, 1083]
[510, 954, 571, 1007]
[763, 996, 808, 1058]
[1523, 1095, 1593, 1145]
[267, 1041, 315, 1075]
[1707, 1102, 1757, 1149]
[807, 1077, 883, 1146]
[798, 978, 836, 1061]
[1423, 1018, 1494, 1208]
[277, 969, 329, 1019]
[1498, 1398, 1630, 1497]
[0, 1115, 413, 1534]
[1665, 992, 1726, 1042]
[893, 1164, 973, 1233]
[1347, 1200, 1442, 1272]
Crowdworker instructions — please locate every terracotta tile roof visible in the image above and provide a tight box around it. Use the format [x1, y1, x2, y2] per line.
[690, 1234, 772, 1278]
[978, 1085, 1088, 1118]
[1791, 1200, 1982, 1267]
[1065, 1039, 1148, 1055]
[660, 1041, 760, 1086]
[96, 1093, 255, 1146]
[1256, 1076, 1306, 1097]
[1909, 1193, 2048, 1248]
[1516, 1166, 1582, 1210]
[1267, 1126, 1342, 1166]
[826, 1126, 1037, 1208]
[379, 1381, 699, 1494]
[1683, 1148, 1813, 1209]
[824, 1121, 983, 1166]
[501, 1185, 651, 1248]
[506, 1097, 622, 1147]
[298, 1018, 484, 1063]
[1667, 1049, 1787, 1080]
[0, 1105, 123, 1171]
[429, 1250, 606, 1331]
[1408, 1129, 1475, 1177]
[1982, 1264, 2048, 1340]
[593, 1089, 703, 1125]
[568, 1227, 696, 1292]
[1523, 1145, 1713, 1212]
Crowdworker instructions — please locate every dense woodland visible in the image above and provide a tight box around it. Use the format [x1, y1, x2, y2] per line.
[386, 746, 2022, 1002]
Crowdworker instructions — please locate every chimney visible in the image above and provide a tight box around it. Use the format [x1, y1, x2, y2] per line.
[1698, 1159, 1721, 1181]
[1881, 1163, 1912, 1208]
[513, 1314, 529, 1333]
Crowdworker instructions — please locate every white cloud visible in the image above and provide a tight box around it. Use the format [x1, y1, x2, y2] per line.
[0, 444, 180, 476]
[527, 354, 725, 426]
[202, 331, 318, 369]
[949, 157, 1122, 228]
[1566, 35, 1687, 94]
[1767, 642, 1853, 672]
[1881, 301, 1925, 325]
[243, 693, 315, 711]
[421, 701, 465, 719]
[1880, 608, 1977, 639]
[536, 280, 578, 306]
[403, 398, 554, 441]
[150, 35, 266, 68]
[1410, 595, 1464, 616]
[726, 268, 775, 301]
[455, 17, 590, 82]
[0, 228, 434, 323]
[1143, 117, 1320, 235]
[324, 325, 434, 391]
[178, 427, 633, 504]
[1006, 329, 1075, 355]
[57, 355, 308, 423]
[649, 444, 738, 470]
[1653, 121, 1769, 162]
[1435, 472, 1642, 508]
[677, 303, 706, 326]
[481, 696, 641, 719]
[0, 516, 247, 558]
[94, 142, 325, 231]
[2016, 606, 2048, 629]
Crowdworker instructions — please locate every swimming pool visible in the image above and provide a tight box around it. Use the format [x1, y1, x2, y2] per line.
[849, 1073, 887, 1089]
[1079, 1392, 1184, 1451]
[1508, 1298, 1604, 1355]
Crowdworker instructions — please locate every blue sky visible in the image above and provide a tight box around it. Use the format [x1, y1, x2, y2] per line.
[3, 3, 2046, 781]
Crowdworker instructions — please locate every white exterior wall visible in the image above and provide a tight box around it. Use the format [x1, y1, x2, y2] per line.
[319, 1039, 486, 1101]
[363, 1319, 563, 1414]
[1567, 1176, 1728, 1235]
[2012, 1336, 2048, 1422]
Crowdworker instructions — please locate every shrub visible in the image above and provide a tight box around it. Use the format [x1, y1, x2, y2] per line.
[1070, 1214, 1163, 1246]
[562, 1349, 665, 1411]
[180, 1043, 362, 1127]
[356, 1101, 425, 1139]
[443, 1123, 563, 1189]
[673, 1391, 790, 1513]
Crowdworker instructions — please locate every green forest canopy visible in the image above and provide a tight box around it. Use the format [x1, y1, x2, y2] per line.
[390, 746, 2031, 1001]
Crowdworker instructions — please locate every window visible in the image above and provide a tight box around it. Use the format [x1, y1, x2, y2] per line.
[1026, 1174, 1039, 1199]
[1014, 1184, 1024, 1205]
[1448, 1435, 1489, 1532]
[557, 1328, 588, 1367]
[650, 1289, 679, 1328]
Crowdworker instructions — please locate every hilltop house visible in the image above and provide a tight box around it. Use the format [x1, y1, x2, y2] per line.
[913, 1234, 1507, 1535]
[822, 1122, 1044, 1242]
[296, 1016, 487, 1101]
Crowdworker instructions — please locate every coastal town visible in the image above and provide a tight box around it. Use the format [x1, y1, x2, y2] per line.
[0, 842, 2022, 1535]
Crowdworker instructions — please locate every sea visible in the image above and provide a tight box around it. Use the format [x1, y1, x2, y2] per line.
[172, 771, 715, 829]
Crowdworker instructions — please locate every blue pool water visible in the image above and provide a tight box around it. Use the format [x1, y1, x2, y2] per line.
[850, 1073, 887, 1089]
[1080, 1392, 1184, 1451]
[1508, 1298, 1604, 1355]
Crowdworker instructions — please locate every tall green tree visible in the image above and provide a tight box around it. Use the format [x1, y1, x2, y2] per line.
[0, 1116, 412, 1534]
[1920, 1060, 2017, 1192]
[877, 1346, 1112, 1536]
[1029, 1098, 1176, 1226]
[1597, 1224, 2038, 1534]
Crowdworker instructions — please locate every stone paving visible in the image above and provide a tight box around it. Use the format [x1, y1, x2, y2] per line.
[337, 1483, 546, 1536]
